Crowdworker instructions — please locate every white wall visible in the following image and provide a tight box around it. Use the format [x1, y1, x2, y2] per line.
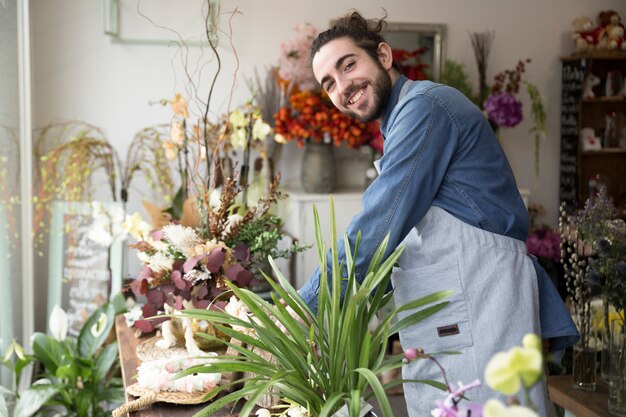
[31, 0, 626, 226]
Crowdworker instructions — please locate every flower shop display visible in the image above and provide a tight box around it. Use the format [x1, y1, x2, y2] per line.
[559, 186, 626, 400]
[569, 187, 626, 414]
[559, 203, 597, 391]
[273, 23, 380, 193]
[125, 172, 303, 339]
[175, 201, 452, 417]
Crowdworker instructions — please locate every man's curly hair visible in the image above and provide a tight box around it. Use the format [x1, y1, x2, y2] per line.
[310, 10, 399, 71]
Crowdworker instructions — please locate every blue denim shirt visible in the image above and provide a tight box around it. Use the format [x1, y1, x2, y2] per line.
[299, 75, 578, 350]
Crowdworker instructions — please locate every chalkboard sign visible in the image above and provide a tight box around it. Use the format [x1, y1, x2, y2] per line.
[560, 59, 587, 209]
[47, 202, 123, 337]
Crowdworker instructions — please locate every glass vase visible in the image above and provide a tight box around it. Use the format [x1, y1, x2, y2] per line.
[609, 320, 626, 416]
[572, 341, 597, 391]
[572, 312, 597, 392]
[300, 140, 336, 193]
[600, 294, 613, 383]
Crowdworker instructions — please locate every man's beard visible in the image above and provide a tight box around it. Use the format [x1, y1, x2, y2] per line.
[343, 64, 392, 122]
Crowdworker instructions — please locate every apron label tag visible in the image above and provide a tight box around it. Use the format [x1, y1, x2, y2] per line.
[437, 324, 460, 337]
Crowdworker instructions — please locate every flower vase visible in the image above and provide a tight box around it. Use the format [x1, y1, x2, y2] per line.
[572, 342, 597, 391]
[609, 320, 626, 416]
[601, 294, 613, 383]
[301, 140, 336, 193]
[572, 312, 597, 392]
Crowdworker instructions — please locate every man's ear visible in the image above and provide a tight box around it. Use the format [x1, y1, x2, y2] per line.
[377, 42, 394, 70]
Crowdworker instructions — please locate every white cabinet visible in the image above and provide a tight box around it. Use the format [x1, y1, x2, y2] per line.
[279, 186, 363, 290]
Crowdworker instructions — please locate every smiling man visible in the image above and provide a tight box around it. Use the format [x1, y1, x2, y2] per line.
[297, 10, 578, 417]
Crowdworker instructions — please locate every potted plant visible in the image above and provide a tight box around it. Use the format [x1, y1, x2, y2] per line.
[1, 296, 126, 417]
[177, 199, 451, 417]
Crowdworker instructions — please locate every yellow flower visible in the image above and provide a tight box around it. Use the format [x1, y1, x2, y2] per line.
[483, 399, 539, 417]
[484, 335, 542, 395]
[522, 333, 541, 351]
[170, 93, 189, 118]
[122, 212, 151, 241]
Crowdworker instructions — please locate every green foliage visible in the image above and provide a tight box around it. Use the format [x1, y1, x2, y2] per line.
[180, 198, 451, 417]
[526, 83, 547, 194]
[8, 296, 126, 417]
[441, 60, 478, 106]
[226, 214, 308, 270]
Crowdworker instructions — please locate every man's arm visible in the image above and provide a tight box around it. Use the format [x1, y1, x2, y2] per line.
[299, 90, 460, 313]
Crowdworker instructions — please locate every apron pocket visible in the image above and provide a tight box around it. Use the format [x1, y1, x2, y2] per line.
[392, 262, 473, 353]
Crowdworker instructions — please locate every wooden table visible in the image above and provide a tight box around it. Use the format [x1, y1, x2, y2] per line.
[547, 375, 609, 417]
[115, 315, 239, 417]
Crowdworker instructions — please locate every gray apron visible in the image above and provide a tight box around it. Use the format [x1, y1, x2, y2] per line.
[392, 206, 555, 417]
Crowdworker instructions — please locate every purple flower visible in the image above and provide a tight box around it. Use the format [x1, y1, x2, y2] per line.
[483, 93, 523, 128]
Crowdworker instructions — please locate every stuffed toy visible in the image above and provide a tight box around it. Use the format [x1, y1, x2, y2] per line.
[582, 73, 601, 98]
[597, 10, 626, 50]
[580, 127, 601, 151]
[572, 16, 597, 52]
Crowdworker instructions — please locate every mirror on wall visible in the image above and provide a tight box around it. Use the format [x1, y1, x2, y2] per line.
[384, 22, 446, 82]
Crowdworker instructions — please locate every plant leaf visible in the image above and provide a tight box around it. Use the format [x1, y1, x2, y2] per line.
[13, 381, 59, 417]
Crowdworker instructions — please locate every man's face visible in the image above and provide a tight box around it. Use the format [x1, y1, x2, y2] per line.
[312, 37, 392, 122]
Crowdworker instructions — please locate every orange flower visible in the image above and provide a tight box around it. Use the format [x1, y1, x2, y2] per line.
[274, 90, 378, 149]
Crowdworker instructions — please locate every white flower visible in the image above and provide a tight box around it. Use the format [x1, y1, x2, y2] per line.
[209, 189, 222, 210]
[255, 409, 271, 417]
[223, 214, 243, 236]
[287, 406, 309, 417]
[252, 118, 271, 141]
[122, 212, 152, 241]
[91, 312, 108, 337]
[89, 203, 127, 246]
[124, 305, 144, 327]
[49, 305, 68, 341]
[162, 224, 201, 256]
[183, 268, 212, 283]
[274, 133, 287, 144]
[483, 399, 539, 417]
[147, 251, 174, 274]
[88, 226, 113, 247]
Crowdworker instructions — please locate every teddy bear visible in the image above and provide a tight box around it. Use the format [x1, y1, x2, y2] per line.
[597, 10, 626, 50]
[572, 16, 597, 52]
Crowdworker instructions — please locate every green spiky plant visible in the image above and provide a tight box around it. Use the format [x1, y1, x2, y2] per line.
[178, 198, 452, 417]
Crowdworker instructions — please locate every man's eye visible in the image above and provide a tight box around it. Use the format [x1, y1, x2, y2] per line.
[345, 62, 354, 71]
[326, 81, 335, 91]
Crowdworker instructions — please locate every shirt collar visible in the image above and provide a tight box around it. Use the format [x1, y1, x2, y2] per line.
[380, 74, 408, 135]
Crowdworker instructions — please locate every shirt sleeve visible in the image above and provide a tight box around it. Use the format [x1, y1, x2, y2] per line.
[299, 90, 460, 313]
